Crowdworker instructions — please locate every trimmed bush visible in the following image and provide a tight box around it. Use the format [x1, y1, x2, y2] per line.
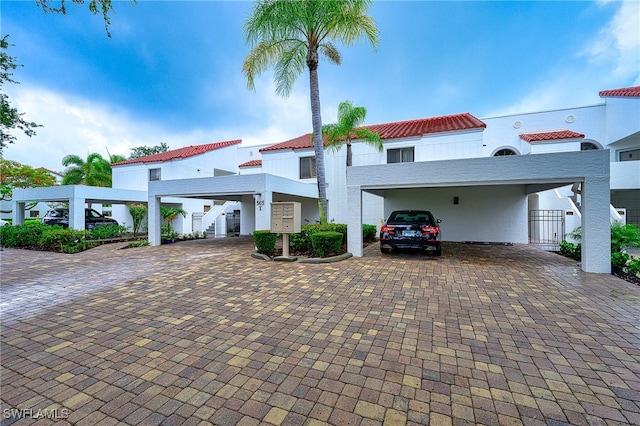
[253, 230, 277, 255]
[39, 228, 93, 253]
[363, 224, 377, 242]
[310, 231, 343, 257]
[290, 223, 347, 252]
[90, 223, 128, 240]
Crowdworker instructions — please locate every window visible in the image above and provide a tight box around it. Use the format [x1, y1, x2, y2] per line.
[29, 210, 40, 218]
[387, 147, 414, 163]
[299, 156, 316, 179]
[581, 142, 599, 151]
[620, 149, 640, 162]
[494, 148, 517, 156]
[149, 168, 161, 181]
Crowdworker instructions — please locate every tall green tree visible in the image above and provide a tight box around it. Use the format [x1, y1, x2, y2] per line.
[129, 142, 169, 159]
[1, 35, 41, 151]
[243, 0, 378, 223]
[61, 152, 112, 187]
[323, 100, 382, 168]
[0, 159, 56, 207]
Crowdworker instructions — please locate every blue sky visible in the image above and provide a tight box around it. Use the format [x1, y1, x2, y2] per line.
[2, 0, 639, 172]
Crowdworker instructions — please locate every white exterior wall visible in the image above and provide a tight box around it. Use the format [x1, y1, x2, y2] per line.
[383, 186, 529, 244]
[604, 97, 640, 145]
[482, 105, 606, 154]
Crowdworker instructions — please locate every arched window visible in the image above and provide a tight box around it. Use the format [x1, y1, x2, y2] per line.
[494, 148, 517, 156]
[581, 142, 599, 151]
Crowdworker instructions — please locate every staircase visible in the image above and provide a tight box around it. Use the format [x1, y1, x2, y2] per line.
[201, 201, 239, 236]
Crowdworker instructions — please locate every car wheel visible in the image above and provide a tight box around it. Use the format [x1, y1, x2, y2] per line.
[380, 246, 390, 254]
[434, 247, 442, 257]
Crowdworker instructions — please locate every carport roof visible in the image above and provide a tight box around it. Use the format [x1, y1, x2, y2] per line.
[259, 112, 486, 152]
[13, 185, 147, 205]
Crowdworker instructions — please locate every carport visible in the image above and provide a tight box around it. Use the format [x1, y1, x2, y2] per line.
[346, 150, 611, 273]
[12, 185, 147, 229]
[147, 173, 317, 246]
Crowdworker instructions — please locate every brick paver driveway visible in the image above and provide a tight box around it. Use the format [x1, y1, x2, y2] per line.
[1, 238, 639, 425]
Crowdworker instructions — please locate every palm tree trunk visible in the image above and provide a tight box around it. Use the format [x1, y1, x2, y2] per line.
[309, 65, 329, 223]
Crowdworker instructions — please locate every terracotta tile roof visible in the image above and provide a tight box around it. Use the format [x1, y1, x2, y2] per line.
[599, 86, 640, 98]
[520, 130, 585, 143]
[366, 113, 486, 139]
[239, 159, 262, 168]
[113, 140, 242, 166]
[260, 134, 314, 152]
[260, 113, 486, 152]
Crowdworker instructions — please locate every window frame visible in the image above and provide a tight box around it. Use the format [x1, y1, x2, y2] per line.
[299, 156, 316, 179]
[387, 147, 415, 164]
[149, 168, 161, 181]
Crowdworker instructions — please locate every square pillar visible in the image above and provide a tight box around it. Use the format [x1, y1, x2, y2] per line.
[347, 185, 363, 257]
[12, 201, 25, 226]
[148, 196, 162, 246]
[255, 191, 272, 231]
[581, 176, 611, 273]
[69, 198, 86, 230]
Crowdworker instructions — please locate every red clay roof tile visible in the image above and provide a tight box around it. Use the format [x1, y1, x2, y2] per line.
[520, 130, 585, 143]
[260, 113, 486, 152]
[599, 86, 640, 98]
[113, 140, 241, 166]
[239, 159, 262, 168]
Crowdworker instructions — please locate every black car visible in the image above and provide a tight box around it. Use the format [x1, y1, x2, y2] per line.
[380, 210, 442, 256]
[42, 208, 118, 230]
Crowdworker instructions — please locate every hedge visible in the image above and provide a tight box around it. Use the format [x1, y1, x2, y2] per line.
[310, 231, 343, 257]
[253, 230, 277, 255]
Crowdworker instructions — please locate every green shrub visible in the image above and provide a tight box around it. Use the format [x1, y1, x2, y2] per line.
[90, 224, 127, 240]
[310, 231, 343, 257]
[611, 251, 630, 270]
[126, 240, 150, 248]
[39, 228, 91, 252]
[253, 230, 277, 255]
[611, 223, 640, 253]
[129, 203, 147, 235]
[559, 240, 581, 260]
[1, 222, 49, 248]
[363, 224, 377, 242]
[627, 257, 640, 276]
[290, 223, 347, 252]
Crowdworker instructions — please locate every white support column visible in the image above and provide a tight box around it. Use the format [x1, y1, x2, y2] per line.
[581, 176, 611, 273]
[69, 197, 85, 230]
[255, 191, 272, 231]
[347, 185, 363, 257]
[148, 196, 162, 246]
[12, 201, 25, 226]
[241, 195, 256, 235]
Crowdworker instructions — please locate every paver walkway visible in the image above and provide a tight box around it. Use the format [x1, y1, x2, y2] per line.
[1, 238, 639, 425]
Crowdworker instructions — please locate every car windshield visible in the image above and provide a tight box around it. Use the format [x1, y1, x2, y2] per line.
[387, 211, 434, 225]
[48, 210, 67, 218]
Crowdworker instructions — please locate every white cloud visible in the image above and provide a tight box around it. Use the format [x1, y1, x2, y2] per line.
[487, 0, 640, 117]
[582, 0, 640, 83]
[2, 85, 175, 172]
[2, 75, 319, 172]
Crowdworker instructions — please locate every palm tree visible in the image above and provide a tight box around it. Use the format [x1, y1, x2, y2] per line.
[324, 100, 382, 168]
[61, 152, 112, 187]
[243, 0, 378, 223]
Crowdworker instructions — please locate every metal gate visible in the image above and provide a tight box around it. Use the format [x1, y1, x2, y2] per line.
[226, 210, 241, 235]
[529, 210, 564, 251]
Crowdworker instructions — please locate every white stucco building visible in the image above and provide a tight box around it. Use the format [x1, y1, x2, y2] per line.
[12, 86, 640, 273]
